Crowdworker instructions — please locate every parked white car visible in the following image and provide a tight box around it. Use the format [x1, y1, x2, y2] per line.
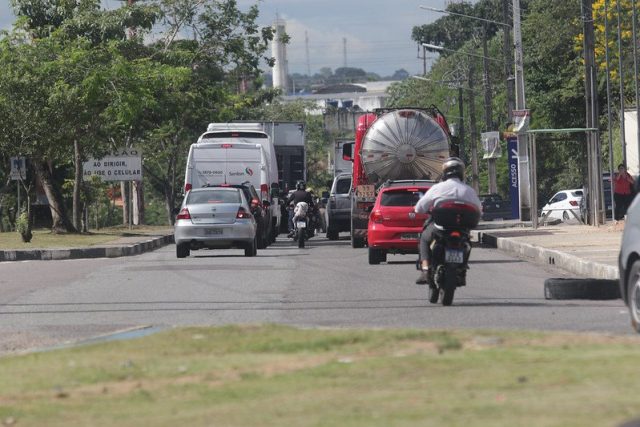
[541, 189, 583, 221]
[619, 181, 640, 333]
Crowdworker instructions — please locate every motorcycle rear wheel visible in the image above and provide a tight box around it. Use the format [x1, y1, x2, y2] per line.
[298, 230, 305, 248]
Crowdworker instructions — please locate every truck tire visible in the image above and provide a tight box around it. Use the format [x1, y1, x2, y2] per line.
[327, 228, 339, 240]
[244, 237, 257, 257]
[257, 224, 267, 249]
[351, 233, 365, 249]
[543, 278, 620, 300]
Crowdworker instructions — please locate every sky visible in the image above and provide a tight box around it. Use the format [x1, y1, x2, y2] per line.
[0, 0, 454, 77]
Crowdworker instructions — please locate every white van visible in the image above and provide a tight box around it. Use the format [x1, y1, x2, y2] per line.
[198, 125, 281, 231]
[184, 142, 269, 201]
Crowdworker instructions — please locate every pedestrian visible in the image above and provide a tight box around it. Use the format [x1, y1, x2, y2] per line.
[613, 163, 635, 221]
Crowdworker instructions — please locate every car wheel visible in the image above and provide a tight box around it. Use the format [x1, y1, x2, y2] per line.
[562, 211, 570, 221]
[244, 237, 257, 257]
[626, 260, 640, 333]
[327, 228, 339, 240]
[176, 243, 190, 258]
[543, 278, 620, 300]
[368, 247, 382, 265]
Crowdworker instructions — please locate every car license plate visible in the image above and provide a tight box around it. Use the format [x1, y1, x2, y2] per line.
[297, 221, 307, 228]
[204, 228, 223, 236]
[401, 233, 420, 240]
[444, 248, 463, 263]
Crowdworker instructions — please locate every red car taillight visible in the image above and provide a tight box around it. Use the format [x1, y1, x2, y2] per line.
[569, 200, 578, 207]
[371, 210, 384, 224]
[176, 208, 191, 220]
[184, 183, 192, 193]
[236, 207, 252, 219]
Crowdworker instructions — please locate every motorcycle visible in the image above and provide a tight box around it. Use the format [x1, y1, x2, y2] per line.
[425, 199, 480, 306]
[292, 202, 311, 248]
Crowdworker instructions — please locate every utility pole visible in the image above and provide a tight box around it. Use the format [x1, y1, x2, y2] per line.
[305, 31, 311, 77]
[468, 61, 480, 193]
[513, 0, 531, 222]
[581, 0, 603, 225]
[502, 0, 515, 119]
[343, 37, 347, 68]
[482, 23, 497, 193]
[633, 0, 640, 174]
[616, 0, 627, 164]
[458, 86, 465, 163]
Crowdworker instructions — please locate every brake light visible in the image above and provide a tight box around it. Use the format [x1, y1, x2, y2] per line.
[185, 183, 192, 192]
[371, 210, 384, 223]
[221, 143, 233, 148]
[236, 207, 252, 219]
[176, 208, 191, 220]
[450, 231, 461, 237]
[437, 200, 479, 213]
[569, 200, 578, 206]
[251, 198, 260, 207]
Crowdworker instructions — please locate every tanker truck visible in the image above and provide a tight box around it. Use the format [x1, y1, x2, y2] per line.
[342, 107, 454, 248]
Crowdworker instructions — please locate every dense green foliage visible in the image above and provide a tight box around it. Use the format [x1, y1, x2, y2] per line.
[393, 0, 626, 206]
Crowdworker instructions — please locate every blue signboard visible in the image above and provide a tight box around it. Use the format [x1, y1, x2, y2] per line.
[507, 136, 519, 220]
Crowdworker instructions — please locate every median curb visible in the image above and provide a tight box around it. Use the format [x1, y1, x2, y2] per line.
[473, 230, 619, 281]
[0, 234, 174, 262]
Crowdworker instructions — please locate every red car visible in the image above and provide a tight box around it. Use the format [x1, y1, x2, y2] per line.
[367, 180, 434, 264]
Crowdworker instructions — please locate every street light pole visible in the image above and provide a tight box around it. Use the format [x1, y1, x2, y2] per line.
[513, 0, 532, 222]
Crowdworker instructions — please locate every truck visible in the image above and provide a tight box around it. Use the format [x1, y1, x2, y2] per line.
[342, 107, 453, 248]
[215, 121, 306, 192]
[219, 121, 306, 233]
[201, 124, 284, 237]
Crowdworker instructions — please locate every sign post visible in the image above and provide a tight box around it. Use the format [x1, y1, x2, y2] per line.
[507, 136, 520, 220]
[10, 157, 27, 213]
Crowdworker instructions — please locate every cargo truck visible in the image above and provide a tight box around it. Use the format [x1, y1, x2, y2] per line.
[342, 107, 453, 248]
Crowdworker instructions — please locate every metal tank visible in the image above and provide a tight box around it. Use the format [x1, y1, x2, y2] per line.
[361, 109, 450, 183]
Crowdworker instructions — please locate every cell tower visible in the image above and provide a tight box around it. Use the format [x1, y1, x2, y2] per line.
[271, 18, 290, 93]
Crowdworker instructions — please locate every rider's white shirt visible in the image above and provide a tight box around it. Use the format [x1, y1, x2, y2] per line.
[414, 178, 482, 214]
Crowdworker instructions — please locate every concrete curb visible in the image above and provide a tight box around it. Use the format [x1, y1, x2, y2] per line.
[474, 230, 619, 280]
[0, 234, 174, 262]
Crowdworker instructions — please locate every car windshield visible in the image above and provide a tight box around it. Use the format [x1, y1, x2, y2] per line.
[187, 189, 241, 204]
[380, 190, 425, 207]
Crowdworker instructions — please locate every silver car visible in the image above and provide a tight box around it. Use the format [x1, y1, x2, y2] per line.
[619, 180, 640, 332]
[174, 187, 257, 258]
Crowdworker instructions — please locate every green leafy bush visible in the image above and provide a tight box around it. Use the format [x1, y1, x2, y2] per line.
[16, 210, 32, 243]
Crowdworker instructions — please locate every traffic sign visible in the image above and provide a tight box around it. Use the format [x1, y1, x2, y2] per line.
[10, 157, 26, 180]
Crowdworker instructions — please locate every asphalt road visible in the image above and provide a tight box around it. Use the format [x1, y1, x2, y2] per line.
[0, 234, 633, 355]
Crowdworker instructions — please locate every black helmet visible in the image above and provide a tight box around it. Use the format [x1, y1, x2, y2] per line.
[296, 181, 306, 191]
[442, 157, 465, 181]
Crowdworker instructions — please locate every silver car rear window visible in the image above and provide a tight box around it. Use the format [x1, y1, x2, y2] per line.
[188, 189, 241, 204]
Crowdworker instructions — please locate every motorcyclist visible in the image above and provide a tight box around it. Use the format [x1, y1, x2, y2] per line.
[287, 181, 314, 237]
[414, 157, 482, 285]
